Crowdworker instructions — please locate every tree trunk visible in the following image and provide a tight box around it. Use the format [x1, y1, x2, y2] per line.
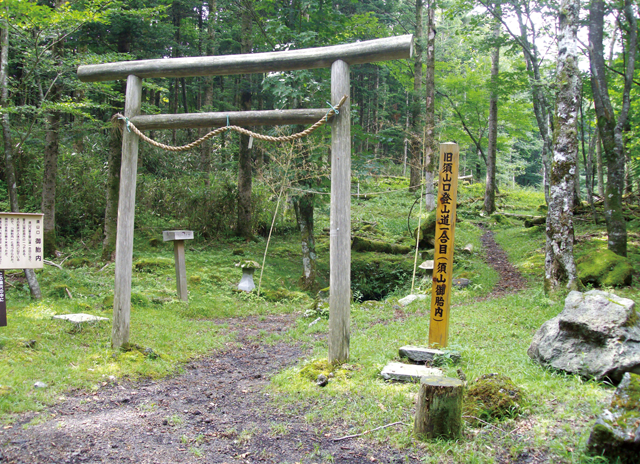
[0, 27, 41, 299]
[423, 3, 437, 211]
[409, 0, 423, 192]
[596, 132, 604, 198]
[236, 3, 253, 239]
[293, 193, 317, 291]
[484, 4, 500, 215]
[41, 0, 65, 258]
[414, 376, 464, 440]
[588, 0, 636, 257]
[102, 126, 121, 261]
[544, 0, 581, 293]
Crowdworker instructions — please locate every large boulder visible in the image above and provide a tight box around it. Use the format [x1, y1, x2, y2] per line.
[587, 372, 640, 462]
[577, 248, 634, 287]
[528, 290, 640, 383]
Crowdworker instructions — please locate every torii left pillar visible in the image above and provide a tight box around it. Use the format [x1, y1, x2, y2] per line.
[112, 75, 142, 349]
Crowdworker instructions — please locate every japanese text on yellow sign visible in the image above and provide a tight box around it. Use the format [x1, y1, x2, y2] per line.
[428, 143, 459, 348]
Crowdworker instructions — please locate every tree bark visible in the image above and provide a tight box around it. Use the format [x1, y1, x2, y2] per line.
[293, 193, 317, 291]
[1, 27, 41, 299]
[588, 0, 636, 257]
[41, 0, 65, 258]
[409, 0, 423, 192]
[423, 3, 437, 211]
[544, 0, 581, 293]
[236, 3, 253, 239]
[101, 125, 121, 261]
[484, 4, 500, 215]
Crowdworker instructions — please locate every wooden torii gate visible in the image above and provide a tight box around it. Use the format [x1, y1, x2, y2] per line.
[77, 35, 413, 363]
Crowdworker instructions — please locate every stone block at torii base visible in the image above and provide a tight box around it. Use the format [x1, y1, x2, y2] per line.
[53, 313, 109, 323]
[380, 362, 443, 382]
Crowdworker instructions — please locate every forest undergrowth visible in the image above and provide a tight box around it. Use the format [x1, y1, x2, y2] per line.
[1, 181, 639, 463]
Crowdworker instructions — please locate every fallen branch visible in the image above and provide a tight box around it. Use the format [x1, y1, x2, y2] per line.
[333, 421, 407, 442]
[43, 260, 63, 270]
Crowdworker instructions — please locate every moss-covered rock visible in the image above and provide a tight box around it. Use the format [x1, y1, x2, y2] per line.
[587, 372, 640, 462]
[463, 373, 523, 425]
[577, 248, 634, 287]
[351, 236, 412, 254]
[413, 211, 437, 249]
[189, 275, 202, 284]
[261, 287, 308, 303]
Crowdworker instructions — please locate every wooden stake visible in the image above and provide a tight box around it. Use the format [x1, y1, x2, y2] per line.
[329, 59, 351, 364]
[173, 240, 188, 302]
[428, 143, 460, 348]
[112, 75, 142, 349]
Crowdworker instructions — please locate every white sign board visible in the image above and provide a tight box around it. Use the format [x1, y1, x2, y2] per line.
[0, 213, 44, 270]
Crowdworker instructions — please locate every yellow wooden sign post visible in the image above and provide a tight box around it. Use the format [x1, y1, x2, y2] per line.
[428, 143, 460, 348]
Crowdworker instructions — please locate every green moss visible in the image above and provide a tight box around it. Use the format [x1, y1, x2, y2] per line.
[413, 211, 438, 248]
[576, 248, 634, 287]
[261, 287, 309, 303]
[131, 293, 151, 308]
[133, 257, 173, 272]
[351, 236, 412, 254]
[189, 275, 202, 284]
[65, 257, 92, 269]
[464, 374, 523, 425]
[298, 358, 351, 382]
[351, 252, 414, 301]
[48, 284, 72, 299]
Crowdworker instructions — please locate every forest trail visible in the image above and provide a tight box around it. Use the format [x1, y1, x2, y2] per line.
[1, 227, 528, 464]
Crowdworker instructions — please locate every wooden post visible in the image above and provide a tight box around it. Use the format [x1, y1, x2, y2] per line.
[329, 59, 350, 364]
[414, 375, 464, 440]
[0, 271, 5, 327]
[163, 230, 194, 302]
[428, 143, 460, 348]
[112, 75, 142, 349]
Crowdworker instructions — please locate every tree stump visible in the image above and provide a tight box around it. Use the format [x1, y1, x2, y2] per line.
[414, 375, 464, 440]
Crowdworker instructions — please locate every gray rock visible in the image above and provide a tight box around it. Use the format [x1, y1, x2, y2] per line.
[33, 381, 47, 389]
[452, 278, 471, 289]
[587, 372, 640, 462]
[380, 362, 442, 382]
[398, 294, 427, 307]
[316, 374, 329, 387]
[399, 346, 461, 364]
[528, 290, 640, 383]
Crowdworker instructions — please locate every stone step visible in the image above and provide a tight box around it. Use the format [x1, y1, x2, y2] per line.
[380, 362, 442, 382]
[53, 313, 109, 323]
[399, 346, 461, 364]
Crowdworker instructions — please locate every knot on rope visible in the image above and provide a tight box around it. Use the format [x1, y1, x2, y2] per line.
[117, 115, 131, 133]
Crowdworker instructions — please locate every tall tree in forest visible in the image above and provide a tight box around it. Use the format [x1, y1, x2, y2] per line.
[41, 0, 65, 257]
[588, 0, 637, 257]
[544, 0, 581, 292]
[236, 1, 254, 239]
[0, 26, 41, 299]
[409, 0, 423, 192]
[423, 2, 437, 210]
[483, 2, 501, 214]
[479, 0, 553, 203]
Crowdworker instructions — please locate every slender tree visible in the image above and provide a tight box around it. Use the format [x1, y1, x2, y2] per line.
[409, 0, 423, 192]
[544, 0, 581, 292]
[0, 26, 41, 299]
[423, 2, 437, 210]
[588, 0, 637, 257]
[484, 2, 501, 214]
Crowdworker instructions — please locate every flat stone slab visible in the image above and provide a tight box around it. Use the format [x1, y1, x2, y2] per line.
[398, 294, 427, 307]
[380, 362, 442, 382]
[53, 313, 108, 323]
[399, 346, 461, 364]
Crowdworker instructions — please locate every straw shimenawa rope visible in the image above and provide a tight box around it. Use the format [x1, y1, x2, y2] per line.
[112, 95, 349, 152]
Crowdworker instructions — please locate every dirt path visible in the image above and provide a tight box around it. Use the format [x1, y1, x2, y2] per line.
[0, 315, 413, 464]
[478, 226, 527, 295]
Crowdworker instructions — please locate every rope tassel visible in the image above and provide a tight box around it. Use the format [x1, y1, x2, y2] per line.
[113, 95, 348, 153]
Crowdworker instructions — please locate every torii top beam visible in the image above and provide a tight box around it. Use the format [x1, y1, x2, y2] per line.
[77, 35, 413, 82]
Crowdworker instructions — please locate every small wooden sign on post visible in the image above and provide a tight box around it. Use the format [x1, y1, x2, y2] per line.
[0, 212, 45, 327]
[428, 143, 460, 348]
